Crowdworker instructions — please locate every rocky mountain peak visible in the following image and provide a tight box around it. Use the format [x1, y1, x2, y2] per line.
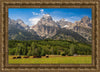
[43, 14, 50, 17]
[30, 14, 59, 38]
[57, 18, 74, 29]
[81, 16, 90, 23]
[8, 18, 29, 30]
[74, 16, 91, 28]
[16, 19, 29, 30]
[41, 14, 53, 21]
[35, 14, 57, 27]
[60, 18, 66, 22]
[16, 19, 23, 21]
[73, 16, 92, 42]
[9, 19, 17, 25]
[16, 19, 24, 24]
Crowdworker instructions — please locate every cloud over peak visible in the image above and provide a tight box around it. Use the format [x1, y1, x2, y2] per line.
[29, 17, 40, 26]
[29, 9, 45, 26]
[32, 9, 45, 16]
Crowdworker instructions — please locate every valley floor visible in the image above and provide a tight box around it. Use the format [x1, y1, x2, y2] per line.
[9, 55, 92, 64]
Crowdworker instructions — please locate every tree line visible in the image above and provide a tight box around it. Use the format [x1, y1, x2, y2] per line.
[8, 40, 92, 56]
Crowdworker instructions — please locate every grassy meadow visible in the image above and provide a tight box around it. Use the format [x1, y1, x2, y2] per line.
[9, 55, 92, 64]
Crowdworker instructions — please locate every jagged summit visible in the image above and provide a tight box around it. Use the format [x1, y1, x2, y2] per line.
[57, 18, 74, 29]
[8, 18, 29, 30]
[16, 19, 24, 24]
[60, 18, 66, 22]
[43, 14, 50, 17]
[81, 16, 90, 23]
[31, 14, 59, 38]
[41, 14, 52, 21]
[75, 16, 91, 28]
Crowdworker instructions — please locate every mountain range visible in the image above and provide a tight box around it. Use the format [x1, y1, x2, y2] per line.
[8, 14, 92, 43]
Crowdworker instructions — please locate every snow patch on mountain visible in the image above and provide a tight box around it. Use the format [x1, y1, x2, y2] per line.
[64, 25, 69, 28]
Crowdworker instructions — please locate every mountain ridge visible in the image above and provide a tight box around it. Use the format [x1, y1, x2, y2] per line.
[8, 14, 92, 43]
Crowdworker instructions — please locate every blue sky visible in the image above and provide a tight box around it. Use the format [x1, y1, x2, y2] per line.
[8, 8, 92, 26]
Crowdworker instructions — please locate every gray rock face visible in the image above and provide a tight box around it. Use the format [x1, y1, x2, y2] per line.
[31, 14, 59, 38]
[75, 16, 92, 28]
[81, 16, 90, 23]
[57, 18, 75, 29]
[16, 19, 29, 30]
[73, 16, 92, 42]
[8, 18, 29, 30]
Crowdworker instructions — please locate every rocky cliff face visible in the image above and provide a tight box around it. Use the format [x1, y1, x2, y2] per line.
[74, 16, 92, 28]
[8, 18, 29, 30]
[73, 16, 92, 42]
[57, 18, 75, 29]
[31, 14, 59, 38]
[16, 19, 30, 30]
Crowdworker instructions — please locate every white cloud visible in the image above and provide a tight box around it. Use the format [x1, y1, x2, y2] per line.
[52, 16, 61, 22]
[30, 9, 45, 26]
[32, 12, 40, 15]
[70, 16, 81, 19]
[63, 16, 81, 23]
[29, 17, 41, 26]
[40, 9, 44, 13]
[65, 18, 74, 23]
[53, 16, 68, 22]
[64, 19, 68, 21]
[70, 16, 75, 18]
[32, 9, 45, 16]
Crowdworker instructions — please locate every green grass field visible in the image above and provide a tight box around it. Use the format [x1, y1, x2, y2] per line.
[9, 55, 92, 64]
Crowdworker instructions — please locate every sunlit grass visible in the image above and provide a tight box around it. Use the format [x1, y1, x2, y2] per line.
[8, 55, 92, 64]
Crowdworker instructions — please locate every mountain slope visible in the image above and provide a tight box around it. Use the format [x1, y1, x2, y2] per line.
[52, 28, 89, 43]
[8, 18, 41, 40]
